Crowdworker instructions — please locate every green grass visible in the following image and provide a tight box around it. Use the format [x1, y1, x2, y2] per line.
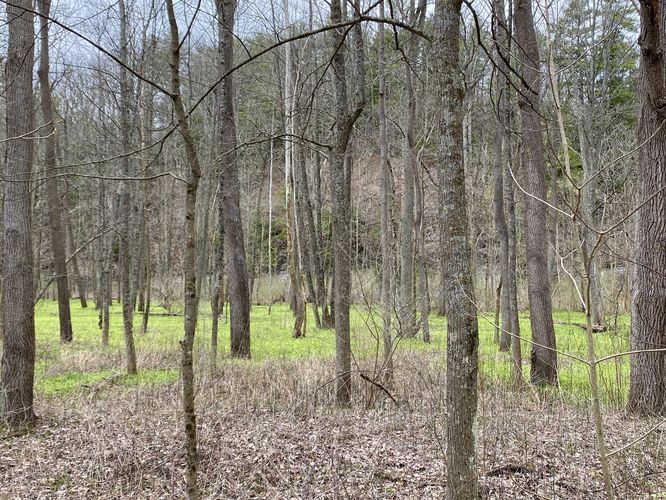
[23, 300, 632, 406]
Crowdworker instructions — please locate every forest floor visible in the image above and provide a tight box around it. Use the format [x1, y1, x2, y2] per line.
[1, 301, 664, 498]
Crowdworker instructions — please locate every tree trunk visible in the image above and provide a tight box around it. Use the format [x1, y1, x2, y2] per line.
[378, 0, 395, 381]
[1, 0, 36, 427]
[627, 0, 666, 416]
[166, 0, 203, 495]
[63, 201, 87, 308]
[514, 0, 558, 385]
[415, 161, 430, 343]
[578, 114, 605, 326]
[211, 196, 224, 363]
[491, 0, 512, 353]
[117, 0, 137, 375]
[283, 3, 306, 338]
[434, 1, 480, 497]
[98, 178, 110, 346]
[38, 0, 73, 343]
[330, 0, 366, 406]
[217, 0, 251, 358]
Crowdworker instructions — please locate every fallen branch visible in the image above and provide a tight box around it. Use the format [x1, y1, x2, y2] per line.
[359, 372, 398, 405]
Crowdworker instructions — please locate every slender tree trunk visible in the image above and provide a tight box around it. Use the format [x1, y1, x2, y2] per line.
[507, 141, 523, 386]
[211, 196, 224, 363]
[98, 178, 110, 346]
[627, 0, 666, 416]
[38, 0, 73, 343]
[415, 162, 430, 343]
[330, 0, 366, 406]
[283, 3, 306, 338]
[435, 1, 480, 497]
[578, 114, 605, 326]
[217, 0, 251, 358]
[166, 1, 203, 496]
[267, 127, 274, 314]
[491, 0, 512, 353]
[514, 0, 558, 385]
[1, 0, 36, 427]
[140, 233, 151, 336]
[378, 0, 394, 381]
[63, 201, 87, 308]
[118, 0, 137, 375]
[398, 1, 426, 338]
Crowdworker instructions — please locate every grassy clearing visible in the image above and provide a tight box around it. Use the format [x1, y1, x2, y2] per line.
[27, 300, 631, 406]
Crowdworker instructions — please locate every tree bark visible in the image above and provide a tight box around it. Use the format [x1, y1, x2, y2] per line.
[578, 114, 605, 326]
[491, 0, 512, 353]
[283, 2, 306, 338]
[118, 0, 137, 375]
[627, 0, 666, 416]
[63, 200, 87, 308]
[330, 0, 366, 406]
[514, 0, 558, 385]
[1, 0, 36, 427]
[434, 1, 480, 497]
[38, 0, 73, 343]
[166, 0, 203, 495]
[217, 0, 251, 358]
[378, 0, 395, 381]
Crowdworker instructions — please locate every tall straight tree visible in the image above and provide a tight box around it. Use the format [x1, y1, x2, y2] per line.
[38, 0, 73, 343]
[217, 0, 251, 358]
[1, 0, 36, 426]
[378, 0, 394, 381]
[398, 0, 427, 339]
[118, 0, 138, 375]
[514, 0, 558, 385]
[627, 0, 666, 416]
[330, 0, 366, 406]
[283, 0, 306, 337]
[434, 0, 480, 497]
[491, 0, 511, 353]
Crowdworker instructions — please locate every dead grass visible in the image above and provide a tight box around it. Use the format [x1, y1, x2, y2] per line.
[1, 352, 664, 498]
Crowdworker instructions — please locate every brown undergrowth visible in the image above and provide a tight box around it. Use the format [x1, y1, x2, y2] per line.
[1, 352, 664, 498]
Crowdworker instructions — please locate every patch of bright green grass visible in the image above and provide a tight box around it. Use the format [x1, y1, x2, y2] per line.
[24, 300, 632, 405]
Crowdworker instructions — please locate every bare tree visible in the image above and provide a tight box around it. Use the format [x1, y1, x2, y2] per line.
[1, 0, 37, 427]
[330, 0, 366, 406]
[627, 0, 666, 416]
[165, 0, 204, 495]
[283, 0, 306, 338]
[434, 0, 479, 496]
[37, 0, 73, 343]
[378, 0, 395, 381]
[118, 0, 138, 375]
[217, 0, 251, 358]
[514, 0, 558, 385]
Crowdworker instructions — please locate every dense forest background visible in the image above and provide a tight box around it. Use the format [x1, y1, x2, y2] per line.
[0, 0, 665, 498]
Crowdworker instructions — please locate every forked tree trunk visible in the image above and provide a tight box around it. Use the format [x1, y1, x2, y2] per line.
[38, 0, 73, 343]
[627, 0, 666, 416]
[330, 0, 366, 406]
[1, 0, 37, 427]
[514, 0, 558, 385]
[434, 0, 480, 497]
